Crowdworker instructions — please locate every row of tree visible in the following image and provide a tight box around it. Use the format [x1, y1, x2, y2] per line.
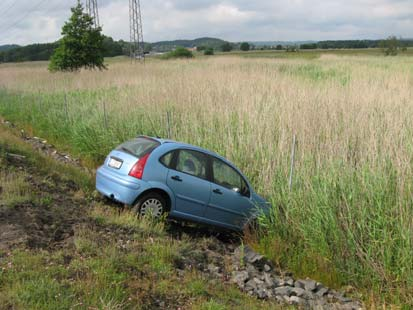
[0, 39, 247, 63]
[300, 38, 413, 50]
[204, 38, 413, 54]
[0, 37, 127, 63]
[199, 42, 250, 52]
[2, 36, 411, 64]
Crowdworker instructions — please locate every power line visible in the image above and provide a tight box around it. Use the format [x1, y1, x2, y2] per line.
[0, 0, 15, 12]
[1, 0, 72, 44]
[0, 1, 19, 20]
[0, 0, 50, 32]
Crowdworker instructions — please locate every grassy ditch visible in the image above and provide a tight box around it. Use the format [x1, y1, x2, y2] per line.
[0, 123, 280, 309]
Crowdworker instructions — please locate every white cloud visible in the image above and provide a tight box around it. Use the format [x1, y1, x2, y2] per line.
[0, 0, 412, 45]
[207, 4, 254, 25]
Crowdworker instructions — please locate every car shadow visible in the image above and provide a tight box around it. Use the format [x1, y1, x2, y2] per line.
[102, 199, 243, 245]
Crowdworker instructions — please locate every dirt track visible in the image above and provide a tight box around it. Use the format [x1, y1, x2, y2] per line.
[0, 156, 87, 251]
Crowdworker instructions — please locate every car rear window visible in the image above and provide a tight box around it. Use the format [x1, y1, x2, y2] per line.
[116, 137, 160, 158]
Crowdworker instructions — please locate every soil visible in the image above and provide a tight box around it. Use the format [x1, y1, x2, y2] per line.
[0, 155, 87, 251]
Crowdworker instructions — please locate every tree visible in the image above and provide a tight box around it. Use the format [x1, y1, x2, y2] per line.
[275, 44, 283, 50]
[379, 36, 400, 56]
[221, 42, 233, 52]
[204, 48, 214, 55]
[102, 36, 123, 57]
[49, 2, 106, 72]
[300, 43, 317, 50]
[163, 47, 193, 59]
[240, 42, 250, 51]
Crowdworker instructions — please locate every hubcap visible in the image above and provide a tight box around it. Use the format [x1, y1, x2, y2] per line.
[139, 198, 163, 218]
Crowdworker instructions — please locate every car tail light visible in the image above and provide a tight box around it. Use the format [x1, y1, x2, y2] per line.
[129, 152, 151, 179]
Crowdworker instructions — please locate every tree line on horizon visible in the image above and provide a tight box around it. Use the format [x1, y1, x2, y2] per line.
[2, 37, 412, 64]
[299, 38, 412, 50]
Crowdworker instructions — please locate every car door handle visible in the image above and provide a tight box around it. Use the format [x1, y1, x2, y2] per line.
[171, 175, 182, 182]
[213, 189, 223, 195]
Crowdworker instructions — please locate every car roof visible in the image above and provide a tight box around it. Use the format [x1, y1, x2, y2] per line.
[140, 135, 222, 160]
[138, 135, 252, 187]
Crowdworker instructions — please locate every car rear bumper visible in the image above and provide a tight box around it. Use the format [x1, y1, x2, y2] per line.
[96, 166, 147, 205]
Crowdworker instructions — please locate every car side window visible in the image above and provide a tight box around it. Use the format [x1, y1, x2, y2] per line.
[160, 151, 174, 168]
[212, 159, 249, 195]
[176, 150, 207, 179]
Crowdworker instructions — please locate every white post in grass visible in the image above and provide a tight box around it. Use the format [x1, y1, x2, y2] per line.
[64, 93, 69, 122]
[289, 134, 297, 191]
[166, 111, 172, 139]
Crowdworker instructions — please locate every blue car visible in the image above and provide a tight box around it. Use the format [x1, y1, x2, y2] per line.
[96, 136, 269, 231]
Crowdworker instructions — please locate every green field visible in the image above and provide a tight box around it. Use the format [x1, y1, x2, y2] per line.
[1, 51, 413, 306]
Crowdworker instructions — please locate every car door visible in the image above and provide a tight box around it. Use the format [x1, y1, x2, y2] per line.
[166, 149, 211, 218]
[205, 157, 254, 228]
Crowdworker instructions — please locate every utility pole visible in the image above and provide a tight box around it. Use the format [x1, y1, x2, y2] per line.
[129, 0, 145, 61]
[85, 0, 100, 28]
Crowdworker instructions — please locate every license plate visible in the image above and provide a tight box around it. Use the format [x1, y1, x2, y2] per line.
[108, 157, 122, 169]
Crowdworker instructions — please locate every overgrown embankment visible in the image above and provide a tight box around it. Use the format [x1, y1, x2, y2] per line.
[0, 122, 364, 309]
[0, 123, 283, 309]
[1, 56, 412, 306]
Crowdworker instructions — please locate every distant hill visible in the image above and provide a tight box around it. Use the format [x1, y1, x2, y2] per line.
[250, 41, 316, 47]
[152, 37, 227, 52]
[0, 44, 20, 52]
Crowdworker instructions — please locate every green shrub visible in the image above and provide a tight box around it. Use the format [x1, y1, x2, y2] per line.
[221, 42, 233, 52]
[204, 48, 214, 56]
[163, 47, 194, 59]
[240, 42, 250, 51]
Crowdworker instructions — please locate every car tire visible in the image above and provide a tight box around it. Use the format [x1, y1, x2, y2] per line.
[133, 192, 168, 219]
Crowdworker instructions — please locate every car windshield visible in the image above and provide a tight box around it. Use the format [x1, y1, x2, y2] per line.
[116, 137, 160, 158]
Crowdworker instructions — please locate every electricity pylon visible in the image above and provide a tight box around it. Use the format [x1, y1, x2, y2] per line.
[129, 0, 145, 61]
[85, 0, 100, 28]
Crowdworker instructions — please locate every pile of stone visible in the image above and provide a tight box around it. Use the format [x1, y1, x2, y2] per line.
[1, 119, 82, 167]
[231, 246, 362, 309]
[24, 135, 82, 166]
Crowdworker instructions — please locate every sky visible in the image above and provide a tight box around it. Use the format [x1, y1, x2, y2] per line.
[0, 0, 412, 45]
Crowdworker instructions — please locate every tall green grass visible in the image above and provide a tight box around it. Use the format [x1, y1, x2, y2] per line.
[1, 55, 413, 305]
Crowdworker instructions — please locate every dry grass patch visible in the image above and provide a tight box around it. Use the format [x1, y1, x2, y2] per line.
[0, 169, 31, 206]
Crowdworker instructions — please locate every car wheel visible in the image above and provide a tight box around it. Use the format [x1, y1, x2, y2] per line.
[133, 192, 167, 218]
